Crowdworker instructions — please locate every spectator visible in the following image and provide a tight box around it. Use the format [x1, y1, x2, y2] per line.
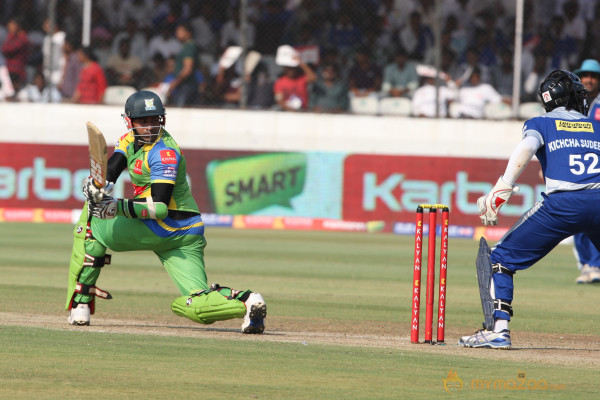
[42, 18, 65, 89]
[105, 38, 143, 87]
[214, 60, 243, 107]
[246, 60, 274, 109]
[450, 67, 506, 119]
[360, 18, 393, 68]
[381, 47, 419, 99]
[168, 22, 200, 106]
[411, 69, 457, 118]
[491, 48, 514, 100]
[575, 59, 600, 120]
[281, 0, 328, 46]
[562, 0, 586, 53]
[0, 58, 15, 100]
[1, 16, 30, 85]
[454, 47, 491, 85]
[477, 11, 510, 64]
[273, 50, 317, 111]
[440, 48, 458, 82]
[212, 48, 272, 109]
[583, 3, 600, 61]
[544, 16, 576, 70]
[90, 26, 112, 69]
[96, 0, 124, 32]
[348, 47, 382, 99]
[71, 46, 107, 104]
[118, 0, 154, 30]
[399, 11, 434, 61]
[326, 12, 363, 57]
[310, 63, 349, 113]
[377, 0, 406, 34]
[58, 36, 82, 99]
[220, 7, 255, 50]
[522, 49, 550, 103]
[111, 18, 148, 64]
[17, 71, 61, 103]
[190, 2, 217, 54]
[147, 24, 181, 61]
[444, 14, 469, 59]
[162, 55, 206, 105]
[254, 0, 292, 55]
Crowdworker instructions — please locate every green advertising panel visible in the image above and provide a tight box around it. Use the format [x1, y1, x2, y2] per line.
[206, 153, 307, 215]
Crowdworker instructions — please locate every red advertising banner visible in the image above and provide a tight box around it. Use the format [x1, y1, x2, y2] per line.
[342, 154, 544, 227]
[0, 143, 256, 211]
[1, 143, 543, 229]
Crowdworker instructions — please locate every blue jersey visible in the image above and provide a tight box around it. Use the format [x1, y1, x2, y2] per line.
[523, 107, 600, 193]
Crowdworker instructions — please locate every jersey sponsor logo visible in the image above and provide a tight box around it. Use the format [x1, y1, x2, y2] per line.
[133, 159, 143, 174]
[160, 150, 177, 164]
[555, 120, 594, 132]
[163, 166, 176, 179]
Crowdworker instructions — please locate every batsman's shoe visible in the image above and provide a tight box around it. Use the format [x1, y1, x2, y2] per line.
[68, 303, 90, 326]
[458, 329, 511, 349]
[576, 264, 600, 284]
[241, 292, 266, 334]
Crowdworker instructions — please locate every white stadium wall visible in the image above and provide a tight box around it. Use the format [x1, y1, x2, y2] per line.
[2, 103, 524, 156]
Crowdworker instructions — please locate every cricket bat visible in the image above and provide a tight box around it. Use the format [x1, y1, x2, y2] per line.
[86, 121, 108, 188]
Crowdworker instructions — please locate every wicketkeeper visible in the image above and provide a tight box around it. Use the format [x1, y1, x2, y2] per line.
[66, 90, 267, 333]
[460, 70, 600, 349]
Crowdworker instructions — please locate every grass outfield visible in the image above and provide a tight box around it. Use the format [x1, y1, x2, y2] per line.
[1, 222, 599, 399]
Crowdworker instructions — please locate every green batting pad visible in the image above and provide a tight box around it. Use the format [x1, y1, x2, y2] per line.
[66, 206, 89, 310]
[171, 291, 246, 324]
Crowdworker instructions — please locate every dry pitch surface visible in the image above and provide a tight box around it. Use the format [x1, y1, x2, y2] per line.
[3, 311, 600, 369]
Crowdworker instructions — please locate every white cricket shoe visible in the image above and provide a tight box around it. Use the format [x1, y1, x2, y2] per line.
[241, 293, 266, 334]
[458, 329, 511, 349]
[68, 303, 90, 326]
[576, 264, 600, 284]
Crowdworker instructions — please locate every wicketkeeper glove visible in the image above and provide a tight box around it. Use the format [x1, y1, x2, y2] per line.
[89, 197, 117, 219]
[477, 176, 520, 226]
[82, 176, 114, 203]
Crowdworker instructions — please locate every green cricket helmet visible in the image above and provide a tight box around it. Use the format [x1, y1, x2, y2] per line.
[122, 90, 166, 143]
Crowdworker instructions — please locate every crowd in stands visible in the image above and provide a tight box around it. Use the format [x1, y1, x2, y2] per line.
[0, 0, 598, 119]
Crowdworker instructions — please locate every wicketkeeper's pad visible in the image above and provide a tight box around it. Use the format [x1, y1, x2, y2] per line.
[476, 237, 495, 331]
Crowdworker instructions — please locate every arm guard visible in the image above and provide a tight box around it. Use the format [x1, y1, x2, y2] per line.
[117, 182, 174, 220]
[117, 198, 169, 219]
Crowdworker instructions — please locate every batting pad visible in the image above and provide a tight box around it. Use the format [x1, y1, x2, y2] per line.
[66, 205, 90, 310]
[171, 291, 246, 324]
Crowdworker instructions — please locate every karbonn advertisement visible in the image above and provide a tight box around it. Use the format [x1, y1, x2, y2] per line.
[0, 143, 543, 228]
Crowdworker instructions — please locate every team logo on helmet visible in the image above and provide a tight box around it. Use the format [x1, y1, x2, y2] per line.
[541, 91, 552, 103]
[144, 98, 156, 111]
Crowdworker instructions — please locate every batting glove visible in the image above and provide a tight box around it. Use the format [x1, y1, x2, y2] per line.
[477, 176, 520, 225]
[90, 197, 118, 219]
[82, 176, 114, 203]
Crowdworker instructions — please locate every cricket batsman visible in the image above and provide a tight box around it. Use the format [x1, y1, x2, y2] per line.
[459, 70, 600, 349]
[66, 90, 267, 333]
